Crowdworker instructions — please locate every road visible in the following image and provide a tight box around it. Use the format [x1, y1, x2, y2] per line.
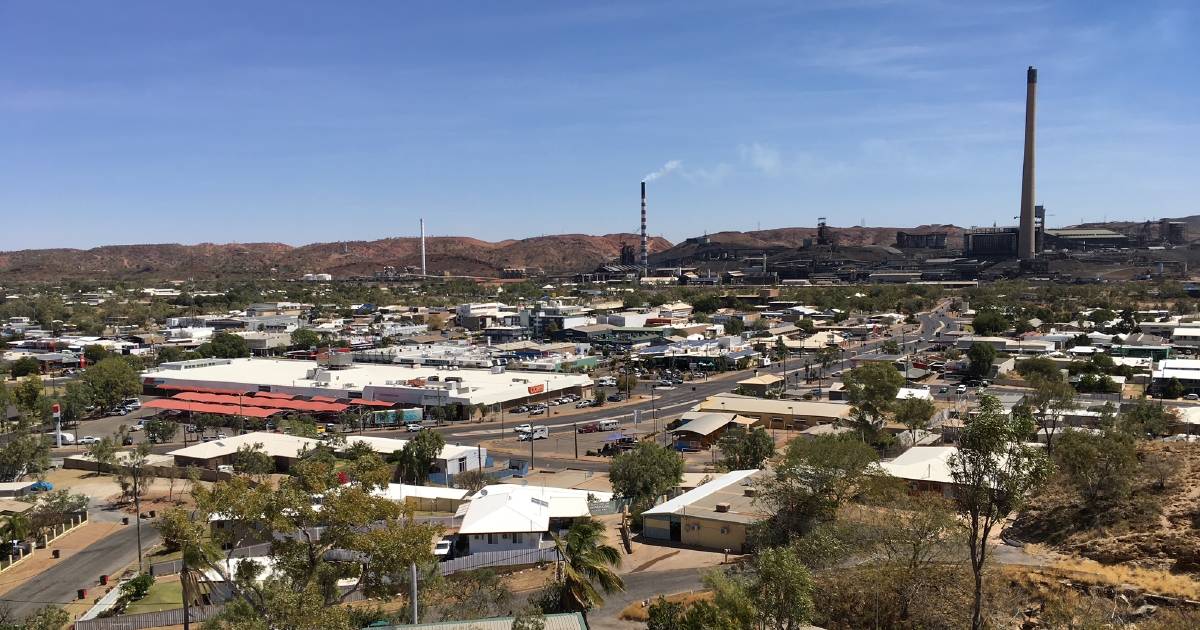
[0, 511, 160, 619]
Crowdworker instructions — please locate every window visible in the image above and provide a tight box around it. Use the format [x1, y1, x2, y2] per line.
[487, 534, 497, 545]
[512, 532, 524, 544]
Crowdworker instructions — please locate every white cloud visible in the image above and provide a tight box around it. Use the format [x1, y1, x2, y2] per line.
[739, 143, 783, 176]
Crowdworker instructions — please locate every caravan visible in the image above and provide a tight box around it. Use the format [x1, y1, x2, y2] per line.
[517, 425, 549, 441]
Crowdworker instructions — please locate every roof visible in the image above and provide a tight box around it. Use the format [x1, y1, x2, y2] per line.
[168, 431, 321, 461]
[144, 399, 284, 418]
[457, 484, 604, 534]
[375, 613, 588, 630]
[371, 483, 469, 502]
[737, 374, 784, 387]
[896, 387, 933, 401]
[695, 394, 851, 420]
[172, 391, 348, 413]
[673, 412, 741, 437]
[879, 446, 958, 485]
[643, 469, 758, 517]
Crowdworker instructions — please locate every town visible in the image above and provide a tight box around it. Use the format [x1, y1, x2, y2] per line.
[2, 269, 1200, 629]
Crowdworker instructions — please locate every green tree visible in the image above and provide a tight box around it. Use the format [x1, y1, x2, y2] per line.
[1054, 429, 1137, 508]
[971, 309, 1008, 336]
[1026, 374, 1076, 453]
[1016, 357, 1061, 382]
[154, 345, 186, 364]
[965, 342, 997, 379]
[143, 418, 178, 444]
[290, 328, 323, 349]
[1163, 377, 1186, 399]
[950, 394, 1051, 630]
[86, 436, 118, 469]
[453, 468, 490, 494]
[881, 339, 901, 354]
[0, 605, 69, 630]
[0, 431, 51, 482]
[723, 318, 745, 336]
[392, 429, 445, 484]
[1118, 400, 1175, 437]
[609, 441, 684, 514]
[9, 356, 40, 378]
[431, 569, 512, 621]
[755, 434, 879, 546]
[12, 375, 44, 417]
[81, 357, 141, 412]
[233, 443, 275, 476]
[550, 517, 624, 613]
[185, 447, 441, 626]
[747, 544, 816, 630]
[842, 362, 904, 445]
[57, 380, 93, 427]
[201, 332, 251, 359]
[893, 396, 936, 446]
[715, 425, 774, 471]
[83, 344, 110, 364]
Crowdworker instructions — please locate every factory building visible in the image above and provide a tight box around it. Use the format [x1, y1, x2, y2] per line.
[895, 231, 948, 249]
[964, 227, 1020, 257]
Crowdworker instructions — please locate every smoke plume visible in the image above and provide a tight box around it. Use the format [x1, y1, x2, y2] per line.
[643, 160, 681, 182]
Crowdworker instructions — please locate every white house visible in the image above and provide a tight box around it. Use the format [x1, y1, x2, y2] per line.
[454, 485, 607, 554]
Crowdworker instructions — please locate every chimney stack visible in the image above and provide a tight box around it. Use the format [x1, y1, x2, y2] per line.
[420, 218, 427, 276]
[1018, 66, 1038, 260]
[640, 181, 649, 274]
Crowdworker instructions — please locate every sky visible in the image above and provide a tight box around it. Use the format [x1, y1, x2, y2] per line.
[1, 0, 1197, 250]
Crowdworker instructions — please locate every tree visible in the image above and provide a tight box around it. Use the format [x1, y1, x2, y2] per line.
[842, 362, 903, 446]
[511, 605, 547, 630]
[1163, 377, 1186, 399]
[290, 328, 323, 350]
[715, 425, 774, 471]
[0, 605, 69, 630]
[949, 394, 1050, 630]
[431, 569, 512, 621]
[154, 345, 186, 364]
[1016, 356, 1061, 382]
[86, 436, 118, 469]
[755, 434, 879, 545]
[1143, 450, 1177, 490]
[12, 375, 43, 416]
[201, 332, 251, 359]
[1026, 374, 1076, 452]
[881, 339, 901, 354]
[550, 518, 624, 613]
[81, 357, 141, 412]
[723, 318, 745, 336]
[971, 309, 1008, 336]
[8, 356, 40, 378]
[609, 442, 684, 514]
[233, 443, 275, 476]
[1055, 429, 1137, 508]
[57, 380, 93, 427]
[747, 544, 815, 630]
[143, 418, 178, 444]
[392, 429, 445, 484]
[453, 468, 489, 494]
[965, 342, 997, 380]
[182, 447, 441, 627]
[893, 396, 936, 446]
[83, 344, 110, 364]
[0, 432, 51, 482]
[29, 490, 88, 539]
[116, 442, 155, 504]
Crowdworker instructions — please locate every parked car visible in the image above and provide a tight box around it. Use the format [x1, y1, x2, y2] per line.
[530, 408, 546, 415]
[938, 386, 949, 394]
[122, 435, 134, 446]
[405, 423, 424, 432]
[433, 537, 453, 559]
[216, 433, 229, 440]
[122, 398, 142, 410]
[512, 405, 529, 414]
[129, 420, 144, 431]
[607, 394, 627, 402]
[575, 400, 594, 409]
[1186, 394, 1199, 401]
[78, 436, 100, 445]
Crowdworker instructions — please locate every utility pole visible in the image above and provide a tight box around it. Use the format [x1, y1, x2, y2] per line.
[410, 561, 419, 624]
[182, 554, 190, 630]
[133, 464, 143, 573]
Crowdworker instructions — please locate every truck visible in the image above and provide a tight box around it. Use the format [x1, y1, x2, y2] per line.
[597, 419, 620, 432]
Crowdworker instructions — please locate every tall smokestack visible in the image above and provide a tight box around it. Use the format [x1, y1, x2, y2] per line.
[640, 181, 648, 273]
[1018, 66, 1038, 260]
[420, 218, 427, 276]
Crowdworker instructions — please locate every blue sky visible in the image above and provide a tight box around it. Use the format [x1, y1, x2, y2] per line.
[1, 1, 1197, 250]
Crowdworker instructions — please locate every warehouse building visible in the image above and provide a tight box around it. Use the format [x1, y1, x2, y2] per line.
[693, 393, 851, 431]
[142, 357, 592, 413]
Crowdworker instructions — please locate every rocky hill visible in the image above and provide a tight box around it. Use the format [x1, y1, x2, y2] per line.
[0, 233, 672, 281]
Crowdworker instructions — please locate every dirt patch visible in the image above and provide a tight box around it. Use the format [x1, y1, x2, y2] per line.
[619, 591, 713, 622]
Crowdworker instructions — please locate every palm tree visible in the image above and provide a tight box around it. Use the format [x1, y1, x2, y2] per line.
[551, 518, 624, 613]
[1, 514, 32, 544]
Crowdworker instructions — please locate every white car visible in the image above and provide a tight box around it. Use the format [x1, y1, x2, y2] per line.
[78, 436, 100, 445]
[405, 423, 424, 432]
[128, 422, 143, 432]
[433, 537, 452, 558]
[513, 424, 532, 434]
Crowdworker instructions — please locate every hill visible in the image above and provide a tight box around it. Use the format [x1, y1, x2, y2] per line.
[0, 233, 672, 281]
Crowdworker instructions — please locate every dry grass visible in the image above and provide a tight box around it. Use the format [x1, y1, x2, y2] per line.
[1051, 556, 1200, 600]
[619, 591, 713, 621]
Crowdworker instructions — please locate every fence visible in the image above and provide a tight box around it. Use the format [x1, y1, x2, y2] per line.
[586, 498, 632, 516]
[149, 543, 272, 577]
[73, 604, 224, 630]
[437, 546, 560, 575]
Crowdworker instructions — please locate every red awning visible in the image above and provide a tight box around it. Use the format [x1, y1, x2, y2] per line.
[144, 399, 283, 418]
[354, 400, 395, 408]
[252, 391, 296, 400]
[172, 391, 347, 413]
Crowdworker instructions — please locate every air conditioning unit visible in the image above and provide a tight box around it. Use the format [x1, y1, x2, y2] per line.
[715, 502, 731, 513]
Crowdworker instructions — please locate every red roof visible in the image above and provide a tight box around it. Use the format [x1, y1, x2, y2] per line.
[253, 391, 296, 400]
[354, 400, 395, 408]
[172, 391, 347, 413]
[309, 395, 341, 403]
[144, 399, 283, 418]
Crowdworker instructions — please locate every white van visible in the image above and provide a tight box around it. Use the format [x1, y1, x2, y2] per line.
[518, 426, 549, 441]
